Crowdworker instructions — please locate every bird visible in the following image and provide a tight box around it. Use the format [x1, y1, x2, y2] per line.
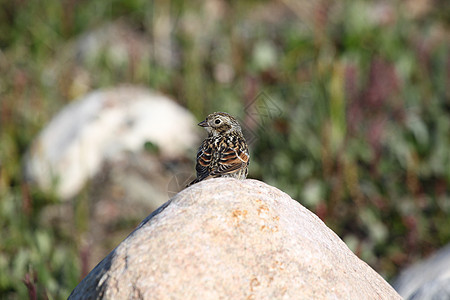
[188, 112, 249, 186]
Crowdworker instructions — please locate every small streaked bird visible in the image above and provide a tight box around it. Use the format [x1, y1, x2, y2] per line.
[188, 112, 249, 186]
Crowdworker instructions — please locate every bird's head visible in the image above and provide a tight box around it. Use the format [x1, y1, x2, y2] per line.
[198, 112, 243, 136]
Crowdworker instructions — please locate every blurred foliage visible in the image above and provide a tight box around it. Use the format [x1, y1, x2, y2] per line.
[0, 0, 449, 298]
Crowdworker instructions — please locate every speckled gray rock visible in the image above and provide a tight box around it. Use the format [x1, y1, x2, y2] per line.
[69, 178, 401, 299]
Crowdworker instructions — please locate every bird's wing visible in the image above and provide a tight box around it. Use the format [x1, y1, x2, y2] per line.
[208, 137, 249, 177]
[191, 135, 249, 186]
[195, 139, 213, 182]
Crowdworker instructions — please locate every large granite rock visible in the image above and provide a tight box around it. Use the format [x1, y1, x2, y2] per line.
[69, 178, 401, 299]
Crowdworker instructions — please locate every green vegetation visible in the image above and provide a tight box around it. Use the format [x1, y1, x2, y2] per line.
[1, 0, 448, 298]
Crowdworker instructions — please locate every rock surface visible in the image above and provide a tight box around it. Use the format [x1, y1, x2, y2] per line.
[393, 243, 450, 299]
[69, 178, 401, 299]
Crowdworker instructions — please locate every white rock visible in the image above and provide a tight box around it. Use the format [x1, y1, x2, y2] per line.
[25, 86, 198, 199]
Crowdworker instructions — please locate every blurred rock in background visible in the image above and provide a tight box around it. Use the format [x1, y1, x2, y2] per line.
[42, 20, 176, 100]
[393, 243, 450, 300]
[25, 86, 197, 200]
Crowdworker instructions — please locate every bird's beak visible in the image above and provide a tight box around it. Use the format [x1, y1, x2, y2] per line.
[198, 120, 208, 127]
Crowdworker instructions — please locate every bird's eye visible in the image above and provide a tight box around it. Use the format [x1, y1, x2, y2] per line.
[215, 119, 221, 124]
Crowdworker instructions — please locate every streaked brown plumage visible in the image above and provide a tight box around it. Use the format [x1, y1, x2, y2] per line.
[189, 112, 249, 186]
